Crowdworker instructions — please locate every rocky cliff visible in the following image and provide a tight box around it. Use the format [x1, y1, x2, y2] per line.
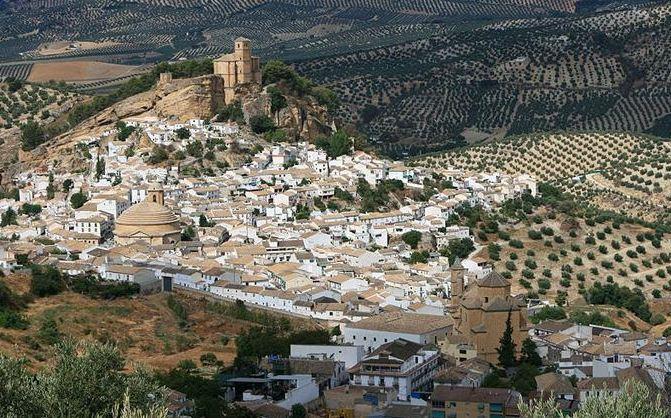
[17, 75, 334, 174]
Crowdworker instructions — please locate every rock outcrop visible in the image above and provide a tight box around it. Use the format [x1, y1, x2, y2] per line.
[18, 74, 334, 174]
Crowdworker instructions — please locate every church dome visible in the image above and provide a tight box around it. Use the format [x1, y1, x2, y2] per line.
[116, 201, 179, 226]
[114, 201, 181, 245]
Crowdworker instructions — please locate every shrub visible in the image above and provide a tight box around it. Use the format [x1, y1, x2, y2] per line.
[540, 227, 554, 236]
[249, 115, 275, 134]
[524, 259, 537, 270]
[528, 230, 542, 240]
[529, 306, 566, 323]
[650, 314, 665, 326]
[509, 239, 524, 249]
[30, 265, 65, 297]
[401, 230, 422, 249]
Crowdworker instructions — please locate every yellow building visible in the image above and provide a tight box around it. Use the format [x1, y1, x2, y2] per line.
[114, 189, 181, 246]
[431, 386, 522, 418]
[447, 259, 529, 364]
[213, 37, 262, 104]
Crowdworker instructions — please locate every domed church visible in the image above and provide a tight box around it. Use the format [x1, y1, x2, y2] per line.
[447, 259, 529, 364]
[114, 189, 181, 245]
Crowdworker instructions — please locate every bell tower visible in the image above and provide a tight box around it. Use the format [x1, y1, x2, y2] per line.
[448, 257, 465, 315]
[146, 188, 165, 206]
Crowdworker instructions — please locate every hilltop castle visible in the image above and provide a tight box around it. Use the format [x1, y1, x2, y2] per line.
[213, 37, 262, 104]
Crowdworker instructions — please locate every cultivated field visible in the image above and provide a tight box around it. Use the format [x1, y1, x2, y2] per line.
[482, 214, 671, 302]
[419, 132, 671, 223]
[27, 61, 140, 83]
[295, 2, 671, 156]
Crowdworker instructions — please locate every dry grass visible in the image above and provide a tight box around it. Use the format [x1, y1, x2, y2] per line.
[28, 61, 140, 83]
[0, 277, 316, 371]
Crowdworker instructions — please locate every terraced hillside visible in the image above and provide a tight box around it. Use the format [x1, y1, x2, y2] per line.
[483, 212, 671, 308]
[1, 0, 669, 155]
[296, 2, 671, 156]
[0, 0, 586, 68]
[417, 131, 671, 224]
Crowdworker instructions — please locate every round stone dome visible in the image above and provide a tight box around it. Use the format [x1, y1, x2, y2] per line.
[116, 201, 179, 226]
[114, 201, 181, 245]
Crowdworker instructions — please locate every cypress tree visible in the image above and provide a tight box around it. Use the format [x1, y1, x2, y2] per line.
[497, 308, 517, 368]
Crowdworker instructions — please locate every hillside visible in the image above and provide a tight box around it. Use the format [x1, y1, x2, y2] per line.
[2, 1, 670, 157]
[0, 0, 604, 66]
[0, 273, 317, 370]
[10, 68, 334, 176]
[418, 132, 671, 224]
[296, 2, 671, 156]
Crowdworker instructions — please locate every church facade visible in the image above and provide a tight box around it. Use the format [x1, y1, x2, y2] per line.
[213, 38, 262, 104]
[447, 260, 529, 364]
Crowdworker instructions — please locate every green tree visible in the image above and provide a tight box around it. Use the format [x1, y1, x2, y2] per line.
[315, 131, 351, 159]
[401, 230, 422, 249]
[267, 85, 287, 117]
[199, 214, 214, 227]
[311, 86, 340, 112]
[70, 191, 88, 209]
[156, 367, 226, 418]
[290, 404, 307, 418]
[62, 179, 73, 193]
[181, 226, 196, 241]
[0, 208, 18, 227]
[186, 141, 203, 158]
[175, 127, 191, 140]
[497, 309, 517, 368]
[116, 121, 136, 141]
[519, 338, 542, 367]
[20, 203, 42, 216]
[249, 115, 275, 134]
[0, 340, 165, 418]
[20, 120, 46, 151]
[30, 265, 66, 297]
[95, 156, 106, 180]
[262, 60, 295, 86]
[46, 173, 55, 200]
[519, 380, 665, 418]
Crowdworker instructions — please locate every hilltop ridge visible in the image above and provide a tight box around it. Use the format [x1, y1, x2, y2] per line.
[15, 72, 334, 174]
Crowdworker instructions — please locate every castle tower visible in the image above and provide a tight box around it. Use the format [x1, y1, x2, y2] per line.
[234, 38, 252, 61]
[213, 38, 262, 104]
[146, 188, 165, 206]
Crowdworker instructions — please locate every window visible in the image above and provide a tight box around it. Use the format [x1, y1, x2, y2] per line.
[490, 403, 503, 413]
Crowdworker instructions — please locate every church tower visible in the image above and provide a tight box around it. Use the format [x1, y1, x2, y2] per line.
[448, 257, 465, 315]
[146, 188, 165, 206]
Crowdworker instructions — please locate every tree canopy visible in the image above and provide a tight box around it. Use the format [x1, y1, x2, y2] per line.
[0, 340, 166, 418]
[315, 131, 351, 159]
[20, 120, 46, 151]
